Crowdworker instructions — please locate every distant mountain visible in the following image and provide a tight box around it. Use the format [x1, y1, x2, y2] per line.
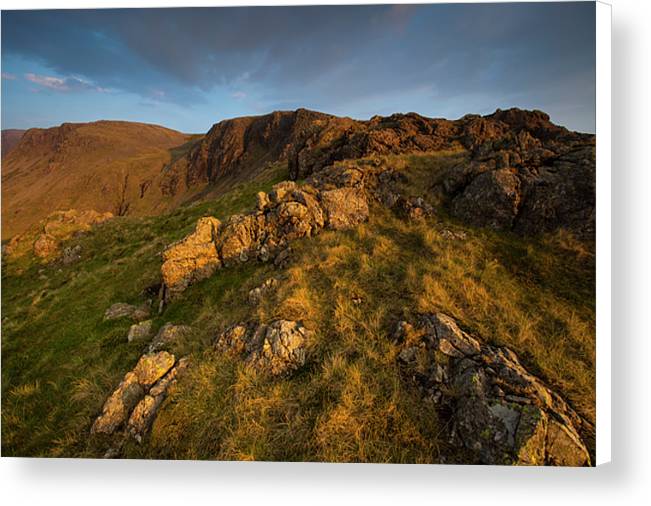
[1, 129, 26, 158]
[1, 121, 192, 238]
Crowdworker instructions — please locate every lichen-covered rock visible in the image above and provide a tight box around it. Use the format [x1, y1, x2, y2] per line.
[132, 351, 176, 388]
[127, 357, 189, 442]
[396, 313, 591, 466]
[251, 320, 310, 375]
[91, 351, 180, 437]
[90, 372, 144, 435]
[127, 320, 153, 343]
[320, 188, 369, 230]
[147, 323, 192, 353]
[160, 170, 369, 298]
[215, 320, 311, 375]
[161, 217, 221, 298]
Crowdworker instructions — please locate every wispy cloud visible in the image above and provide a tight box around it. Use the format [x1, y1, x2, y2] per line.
[1, 72, 17, 80]
[24, 72, 110, 93]
[232, 91, 247, 100]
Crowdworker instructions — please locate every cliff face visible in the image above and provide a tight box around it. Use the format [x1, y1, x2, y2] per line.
[1, 129, 26, 158]
[160, 109, 358, 196]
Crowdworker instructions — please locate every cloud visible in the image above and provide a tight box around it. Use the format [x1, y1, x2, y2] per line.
[1, 4, 596, 131]
[2, 72, 17, 80]
[24, 72, 110, 93]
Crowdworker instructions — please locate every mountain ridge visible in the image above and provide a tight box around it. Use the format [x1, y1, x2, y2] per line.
[2, 107, 593, 241]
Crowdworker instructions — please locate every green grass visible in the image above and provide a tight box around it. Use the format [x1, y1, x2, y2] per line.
[1, 153, 595, 461]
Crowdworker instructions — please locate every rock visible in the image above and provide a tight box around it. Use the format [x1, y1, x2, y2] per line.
[451, 168, 521, 230]
[132, 351, 176, 388]
[127, 357, 189, 442]
[91, 351, 185, 439]
[104, 302, 150, 321]
[252, 320, 310, 375]
[160, 217, 221, 299]
[215, 320, 311, 375]
[217, 213, 266, 267]
[148, 323, 192, 352]
[248, 278, 279, 305]
[90, 372, 144, 435]
[320, 188, 369, 230]
[397, 313, 591, 466]
[127, 320, 153, 343]
[440, 124, 594, 238]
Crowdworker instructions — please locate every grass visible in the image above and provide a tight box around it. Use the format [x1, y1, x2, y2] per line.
[1, 152, 595, 461]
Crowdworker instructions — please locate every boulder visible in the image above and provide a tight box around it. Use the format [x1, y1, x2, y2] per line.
[396, 313, 591, 466]
[451, 168, 521, 230]
[90, 372, 144, 435]
[91, 351, 187, 440]
[215, 320, 311, 376]
[148, 323, 192, 352]
[127, 320, 153, 343]
[160, 217, 221, 298]
[132, 351, 176, 388]
[5, 209, 112, 262]
[127, 357, 189, 442]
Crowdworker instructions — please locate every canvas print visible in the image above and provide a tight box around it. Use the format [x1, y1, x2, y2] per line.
[1, 2, 596, 465]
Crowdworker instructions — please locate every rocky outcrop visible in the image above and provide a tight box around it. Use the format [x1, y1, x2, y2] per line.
[127, 357, 189, 443]
[395, 313, 592, 466]
[161, 109, 357, 196]
[437, 114, 595, 238]
[215, 320, 311, 376]
[91, 351, 187, 442]
[160, 175, 370, 300]
[160, 217, 221, 296]
[4, 209, 113, 262]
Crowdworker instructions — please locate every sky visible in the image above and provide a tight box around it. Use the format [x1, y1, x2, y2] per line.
[1, 2, 596, 134]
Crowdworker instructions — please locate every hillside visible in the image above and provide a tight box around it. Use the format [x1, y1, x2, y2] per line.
[1, 108, 596, 465]
[1, 121, 193, 238]
[1, 129, 26, 158]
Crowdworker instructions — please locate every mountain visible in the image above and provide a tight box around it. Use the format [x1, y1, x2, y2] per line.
[1, 129, 26, 158]
[1, 121, 192, 238]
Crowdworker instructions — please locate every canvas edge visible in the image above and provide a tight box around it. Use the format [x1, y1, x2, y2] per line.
[595, 0, 612, 467]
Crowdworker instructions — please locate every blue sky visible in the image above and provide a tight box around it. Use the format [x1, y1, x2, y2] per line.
[1, 3, 596, 133]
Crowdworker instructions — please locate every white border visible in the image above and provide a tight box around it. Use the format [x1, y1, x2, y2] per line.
[595, 0, 612, 466]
